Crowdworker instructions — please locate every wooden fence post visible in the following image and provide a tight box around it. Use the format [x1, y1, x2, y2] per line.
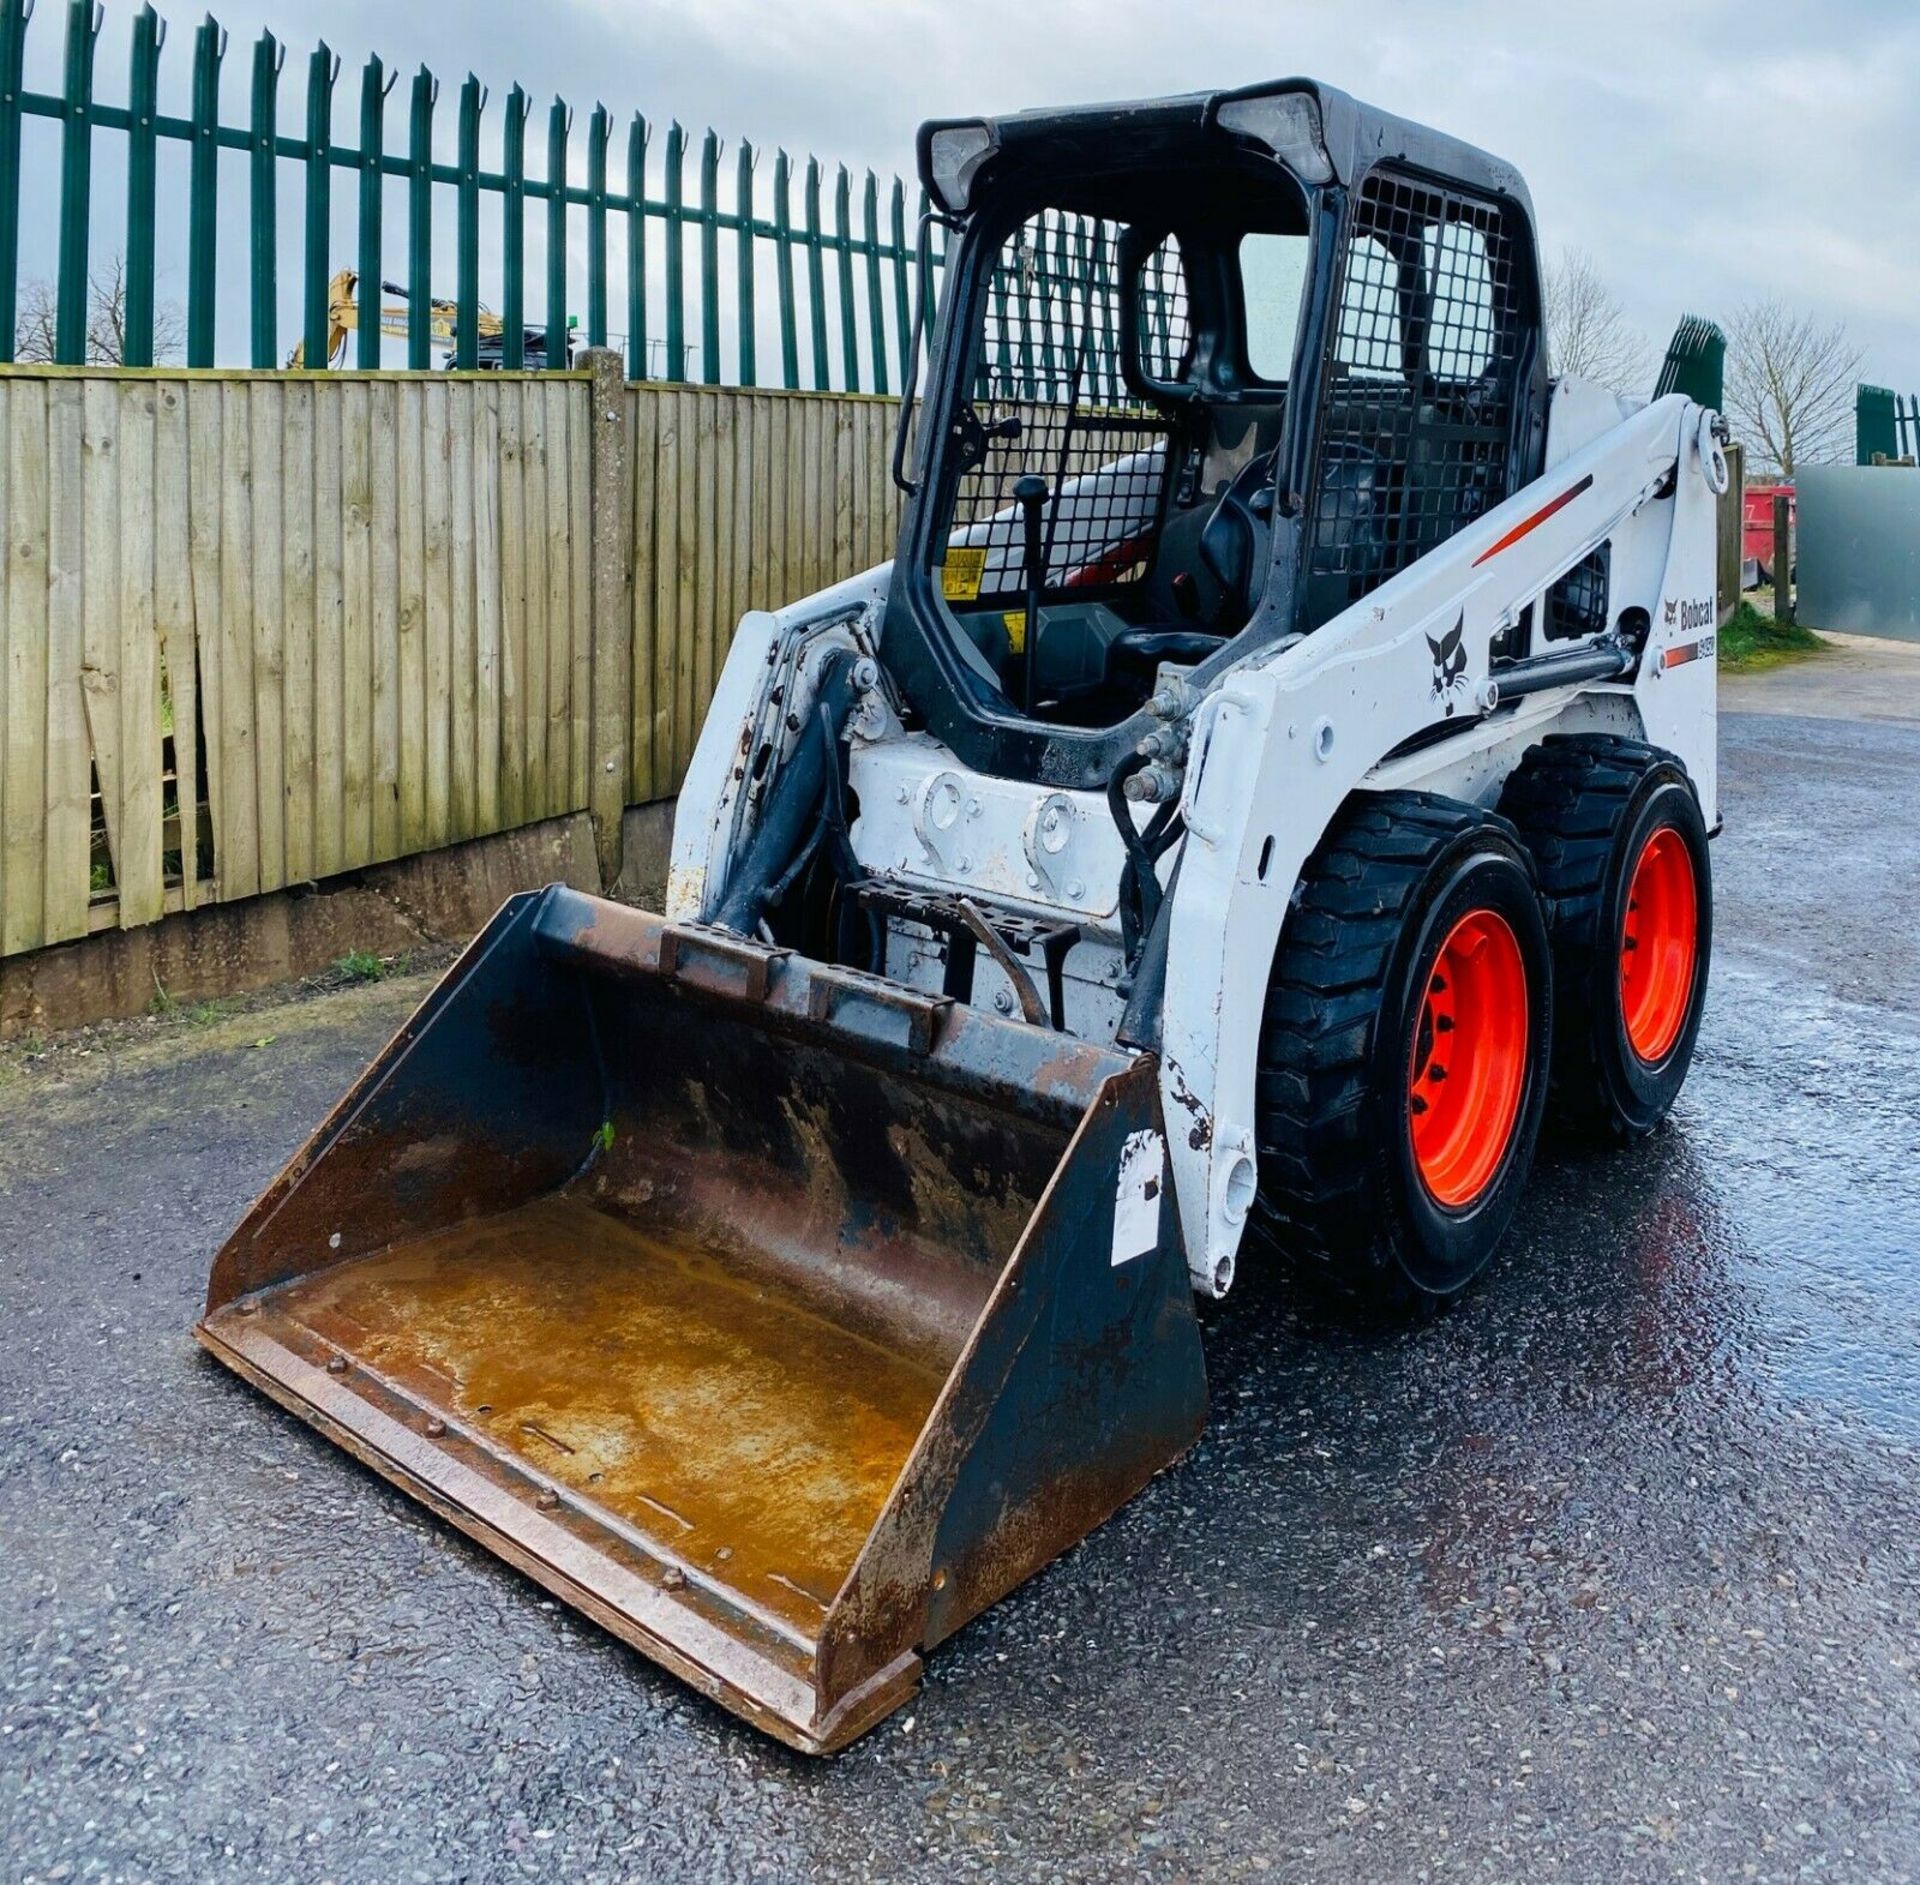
[1772, 490, 1793, 626]
[584, 348, 634, 890]
[1717, 442, 1743, 624]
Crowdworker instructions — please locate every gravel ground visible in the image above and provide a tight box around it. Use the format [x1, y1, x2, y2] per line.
[4, 676, 1919, 1883]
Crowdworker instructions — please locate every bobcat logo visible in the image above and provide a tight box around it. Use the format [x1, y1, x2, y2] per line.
[1427, 615, 1468, 715]
[1662, 597, 1713, 630]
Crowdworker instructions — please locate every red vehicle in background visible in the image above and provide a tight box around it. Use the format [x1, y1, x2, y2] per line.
[1742, 482, 1795, 588]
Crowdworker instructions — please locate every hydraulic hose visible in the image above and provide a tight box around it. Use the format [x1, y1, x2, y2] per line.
[1116, 847, 1183, 1053]
[714, 649, 860, 936]
[1107, 748, 1164, 963]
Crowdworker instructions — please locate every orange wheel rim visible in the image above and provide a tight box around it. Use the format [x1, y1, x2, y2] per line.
[1409, 909, 1529, 1209]
[1620, 827, 1698, 1063]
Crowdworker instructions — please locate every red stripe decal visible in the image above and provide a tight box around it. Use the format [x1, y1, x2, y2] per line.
[1064, 532, 1153, 589]
[1471, 473, 1595, 568]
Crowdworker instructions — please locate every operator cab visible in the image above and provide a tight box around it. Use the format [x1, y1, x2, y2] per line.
[881, 82, 1548, 792]
[930, 173, 1310, 728]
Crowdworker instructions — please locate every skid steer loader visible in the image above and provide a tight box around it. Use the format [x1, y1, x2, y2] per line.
[198, 80, 1725, 1752]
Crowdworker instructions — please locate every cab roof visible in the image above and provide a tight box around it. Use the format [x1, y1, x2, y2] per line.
[916, 78, 1533, 229]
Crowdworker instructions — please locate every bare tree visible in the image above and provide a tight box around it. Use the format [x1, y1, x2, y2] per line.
[12, 256, 185, 365]
[86, 253, 187, 365]
[1724, 298, 1863, 478]
[12, 277, 58, 363]
[1544, 247, 1652, 395]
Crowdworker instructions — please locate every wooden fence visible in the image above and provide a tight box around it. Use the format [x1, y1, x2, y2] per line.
[0, 359, 903, 959]
[628, 382, 900, 804]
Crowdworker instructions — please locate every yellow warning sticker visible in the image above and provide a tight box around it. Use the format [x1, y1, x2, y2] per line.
[1002, 610, 1028, 654]
[941, 546, 987, 602]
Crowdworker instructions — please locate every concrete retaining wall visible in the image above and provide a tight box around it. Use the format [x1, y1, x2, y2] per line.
[0, 803, 678, 1040]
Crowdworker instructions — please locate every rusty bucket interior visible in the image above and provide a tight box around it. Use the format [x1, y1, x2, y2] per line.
[197, 887, 1206, 1752]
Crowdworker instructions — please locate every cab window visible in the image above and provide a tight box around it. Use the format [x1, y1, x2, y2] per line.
[1239, 232, 1309, 382]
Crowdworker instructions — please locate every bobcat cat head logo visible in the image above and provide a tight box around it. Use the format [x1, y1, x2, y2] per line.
[1427, 616, 1468, 714]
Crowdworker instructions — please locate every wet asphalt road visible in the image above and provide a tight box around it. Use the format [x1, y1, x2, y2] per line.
[4, 684, 1920, 1883]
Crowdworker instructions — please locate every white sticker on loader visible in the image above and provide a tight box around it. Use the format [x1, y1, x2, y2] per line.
[1111, 1129, 1167, 1267]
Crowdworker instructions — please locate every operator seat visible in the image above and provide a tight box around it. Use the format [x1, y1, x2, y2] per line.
[1102, 446, 1279, 687]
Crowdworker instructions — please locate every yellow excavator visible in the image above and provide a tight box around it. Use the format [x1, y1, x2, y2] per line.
[287, 268, 569, 369]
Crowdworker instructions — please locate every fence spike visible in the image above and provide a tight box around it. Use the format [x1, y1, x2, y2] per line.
[888, 176, 910, 394]
[0, 0, 30, 362]
[699, 127, 720, 384]
[736, 139, 756, 387]
[585, 102, 610, 351]
[123, 3, 163, 365]
[455, 73, 484, 368]
[500, 82, 527, 369]
[663, 120, 685, 382]
[300, 41, 339, 368]
[184, 13, 225, 365]
[55, 0, 104, 365]
[406, 65, 437, 370]
[832, 164, 857, 393]
[803, 154, 827, 392]
[246, 28, 283, 367]
[862, 169, 885, 396]
[545, 95, 570, 371]
[354, 52, 389, 368]
[625, 111, 647, 379]
[772, 148, 796, 390]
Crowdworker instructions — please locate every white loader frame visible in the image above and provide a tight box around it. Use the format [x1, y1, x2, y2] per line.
[670, 388, 1727, 1298]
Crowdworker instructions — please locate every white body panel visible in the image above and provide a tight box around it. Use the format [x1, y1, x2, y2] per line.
[1544, 374, 1638, 471]
[671, 394, 1724, 1298]
[1162, 396, 1719, 1289]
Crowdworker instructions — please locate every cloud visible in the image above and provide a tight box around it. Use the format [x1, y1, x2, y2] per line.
[11, 0, 1917, 394]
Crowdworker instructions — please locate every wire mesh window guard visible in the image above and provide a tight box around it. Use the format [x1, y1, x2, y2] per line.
[1309, 170, 1526, 615]
[949, 215, 1187, 602]
[1544, 544, 1611, 642]
[1134, 236, 1192, 387]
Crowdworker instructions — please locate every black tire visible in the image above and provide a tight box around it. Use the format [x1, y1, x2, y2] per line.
[1251, 792, 1554, 1317]
[1499, 734, 1712, 1141]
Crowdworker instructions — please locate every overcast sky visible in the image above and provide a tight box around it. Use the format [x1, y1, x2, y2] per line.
[15, 0, 1919, 398]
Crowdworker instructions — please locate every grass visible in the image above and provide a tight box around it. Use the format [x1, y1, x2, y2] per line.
[138, 951, 399, 1043]
[333, 949, 393, 984]
[147, 975, 240, 1028]
[1719, 599, 1830, 675]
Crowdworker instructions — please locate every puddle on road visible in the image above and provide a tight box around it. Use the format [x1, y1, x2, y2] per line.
[1646, 953, 1920, 1444]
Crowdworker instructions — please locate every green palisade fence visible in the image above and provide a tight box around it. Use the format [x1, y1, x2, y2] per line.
[1857, 385, 1896, 464]
[1856, 386, 1920, 465]
[0, 0, 948, 382]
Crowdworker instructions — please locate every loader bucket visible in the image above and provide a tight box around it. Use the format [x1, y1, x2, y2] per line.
[196, 887, 1207, 1752]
